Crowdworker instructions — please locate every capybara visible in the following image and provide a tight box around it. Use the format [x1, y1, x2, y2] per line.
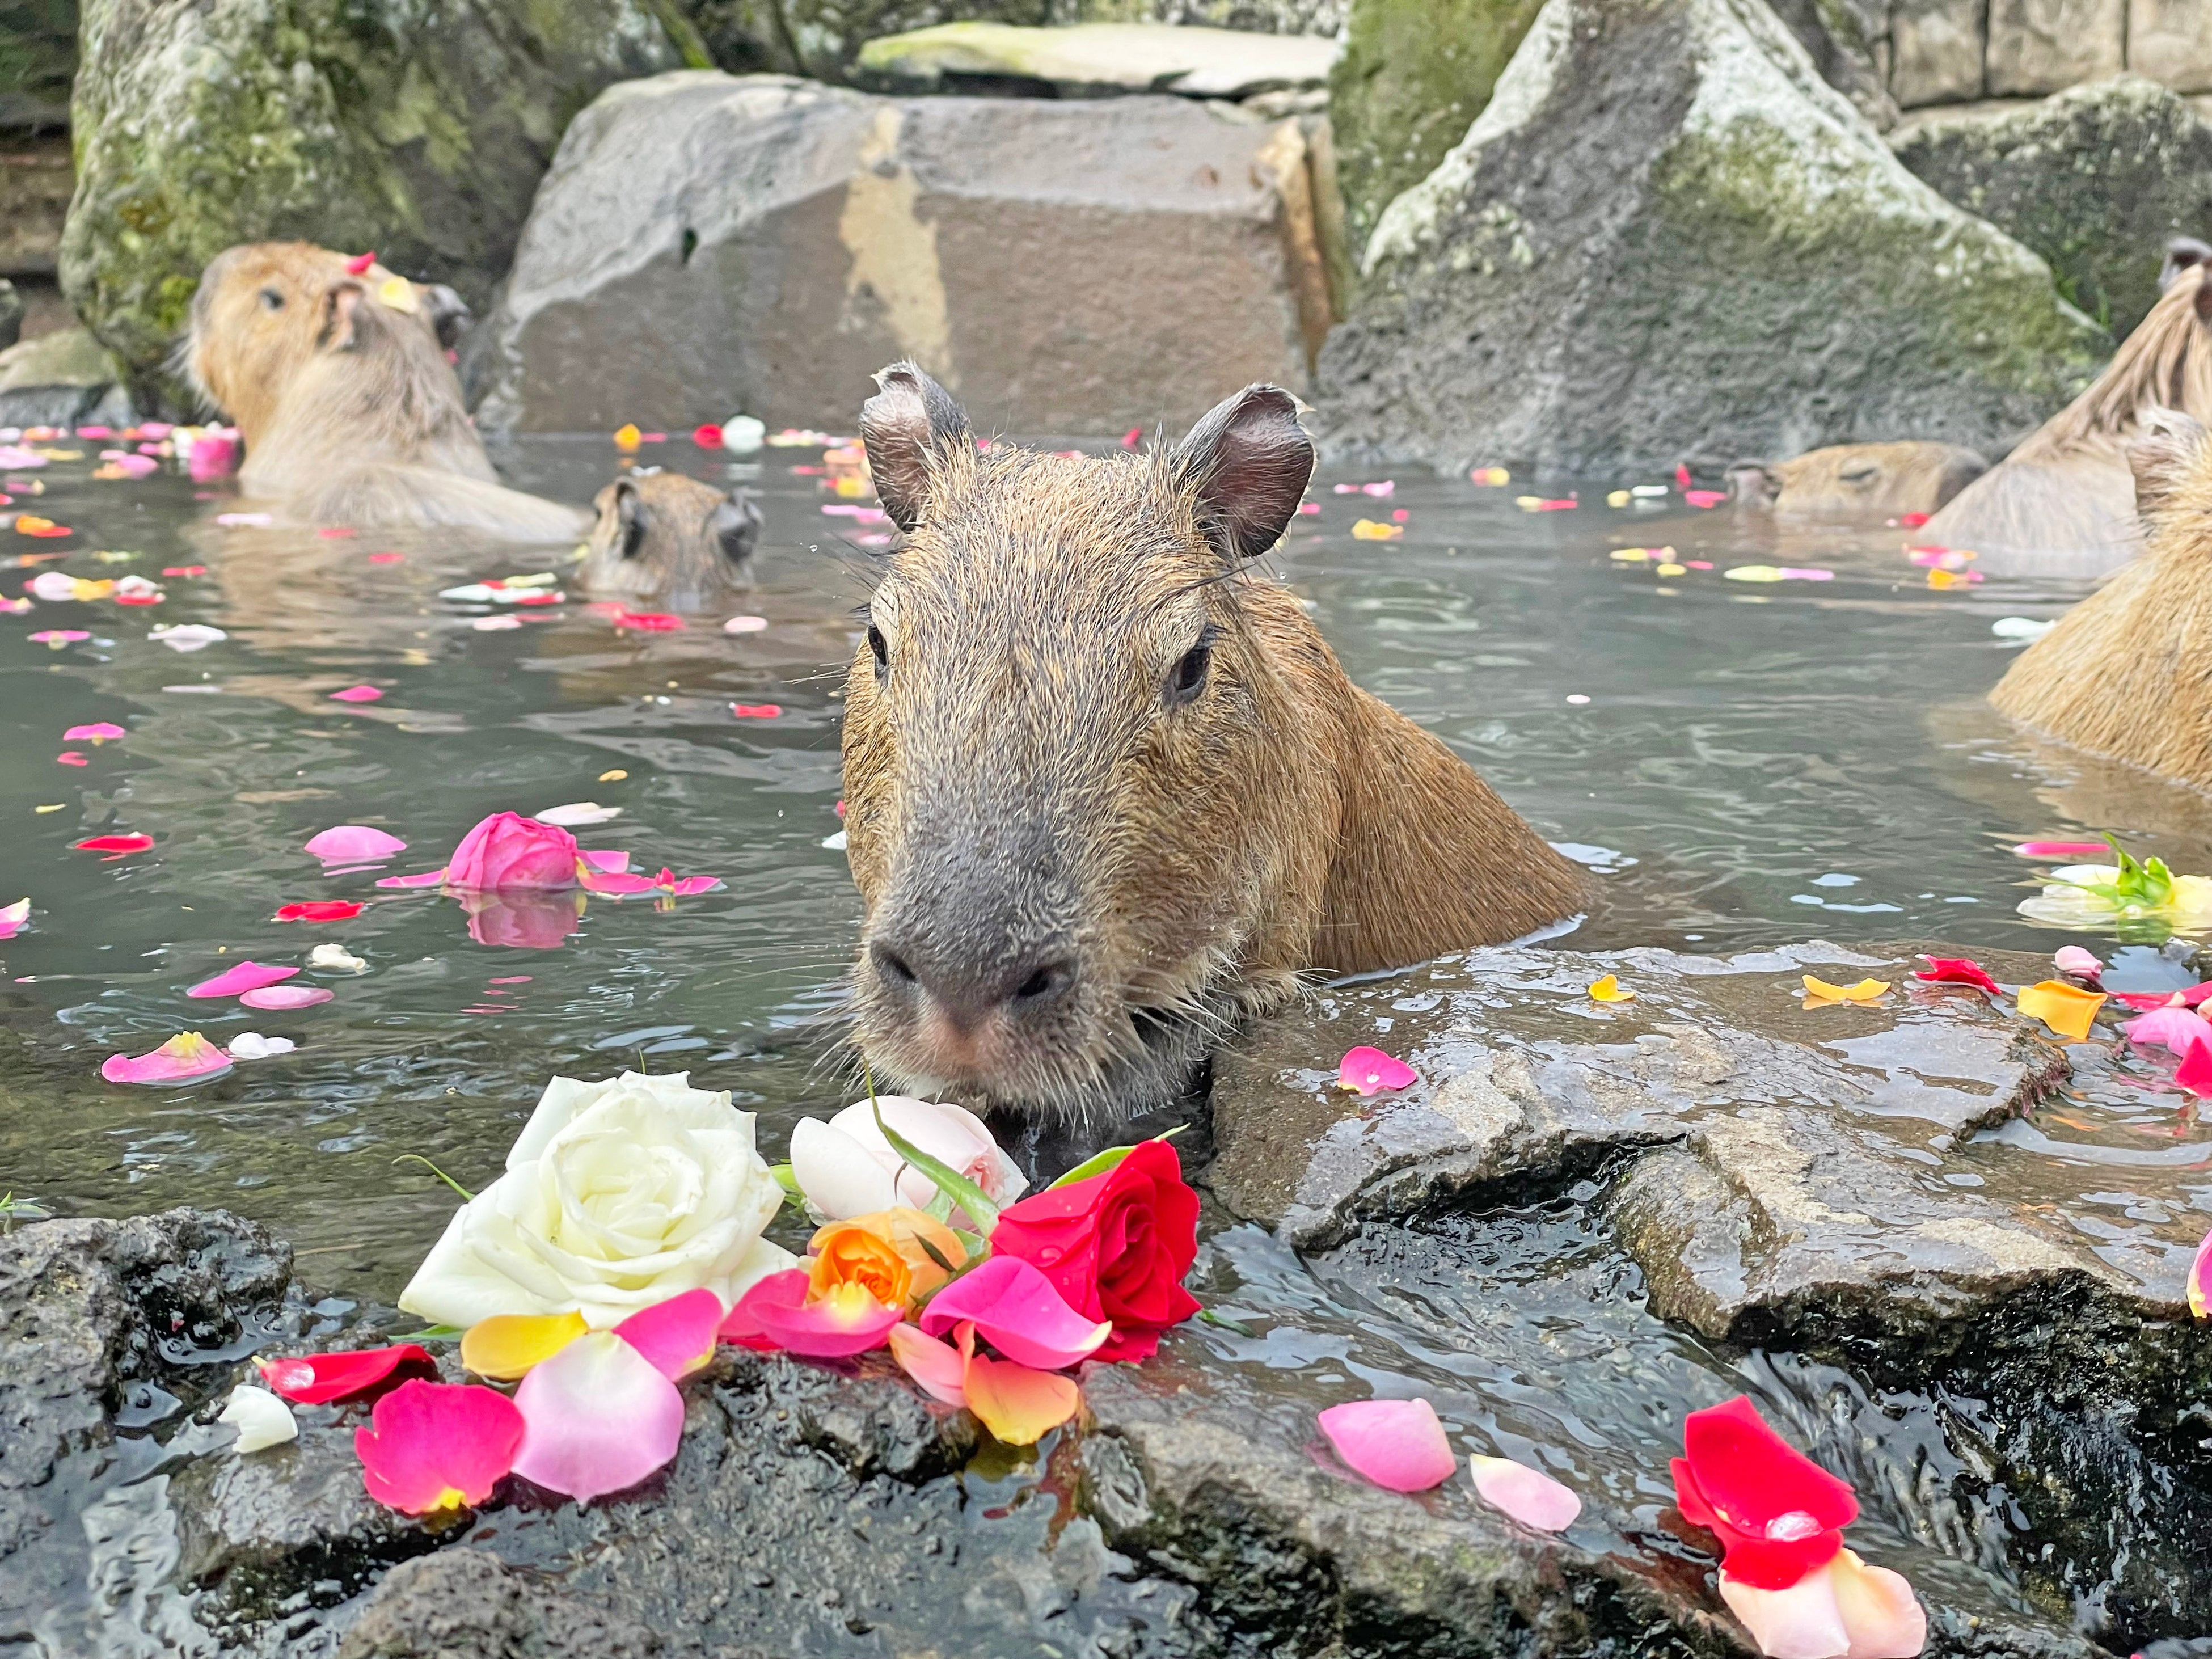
[1989, 405, 2212, 790]
[1725, 441, 1987, 520]
[187, 242, 586, 541]
[1918, 251, 2212, 577]
[579, 471, 764, 603]
[839, 362, 1588, 1125]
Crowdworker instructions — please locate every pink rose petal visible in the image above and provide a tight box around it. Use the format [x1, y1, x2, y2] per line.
[356, 1378, 522, 1515]
[56, 751, 86, 766]
[729, 1269, 900, 1358]
[917, 1255, 1113, 1370]
[1469, 1453, 1582, 1531]
[100, 1031, 232, 1085]
[62, 721, 125, 742]
[577, 850, 630, 873]
[2188, 1225, 2209, 1318]
[2015, 841, 2112, 859]
[612, 1288, 724, 1381]
[2177, 1038, 2212, 1097]
[0, 897, 27, 939]
[186, 961, 299, 998]
[1317, 1398, 1457, 1492]
[2053, 945, 2104, 980]
[305, 825, 407, 862]
[888, 1321, 968, 1406]
[511, 1331, 685, 1502]
[328, 685, 383, 703]
[1339, 1045, 1417, 1095]
[375, 867, 449, 889]
[2121, 1006, 2212, 1057]
[579, 869, 658, 895]
[240, 984, 334, 1010]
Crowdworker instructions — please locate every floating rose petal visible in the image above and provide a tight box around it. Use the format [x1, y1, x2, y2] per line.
[1318, 1398, 1457, 1493]
[1469, 1454, 1582, 1531]
[2053, 945, 2103, 980]
[101, 1031, 231, 1084]
[580, 865, 723, 898]
[724, 615, 767, 634]
[258, 1344, 438, 1403]
[161, 565, 206, 577]
[306, 825, 406, 862]
[728, 1269, 900, 1358]
[63, 722, 125, 742]
[1351, 518, 1402, 539]
[328, 685, 383, 703]
[1588, 974, 1635, 1002]
[472, 614, 521, 631]
[275, 900, 365, 923]
[187, 961, 299, 998]
[533, 801, 621, 828]
[369, 551, 405, 565]
[0, 897, 27, 939]
[2176, 1039, 2212, 1098]
[1684, 489, 1728, 508]
[1800, 976, 1890, 1006]
[218, 1384, 298, 1453]
[1339, 1045, 1417, 1095]
[30, 630, 89, 645]
[55, 750, 85, 766]
[693, 424, 724, 448]
[227, 1031, 295, 1059]
[150, 623, 225, 652]
[357, 1379, 523, 1516]
[2016, 980, 2105, 1041]
[1912, 956, 2000, 995]
[1673, 1396, 1856, 1589]
[241, 983, 333, 1010]
[2112, 985, 2212, 1011]
[2014, 841, 2112, 859]
[731, 703, 780, 719]
[213, 510, 270, 527]
[918, 1255, 1112, 1370]
[2121, 1005, 2212, 1057]
[511, 1330, 685, 1502]
[461, 1310, 587, 1381]
[613, 1287, 725, 1380]
[612, 610, 683, 631]
[2189, 1226, 2210, 1318]
[74, 833, 153, 855]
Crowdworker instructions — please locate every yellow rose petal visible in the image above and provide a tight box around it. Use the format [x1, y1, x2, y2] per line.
[1801, 975, 1891, 1004]
[1351, 518, 1403, 541]
[2016, 980, 2106, 1042]
[1588, 974, 1635, 1003]
[378, 276, 419, 314]
[613, 423, 642, 451]
[1606, 489, 1630, 508]
[962, 1350, 1081, 1446]
[461, 1309, 588, 1379]
[598, 769, 628, 782]
[1609, 548, 1652, 562]
[1656, 562, 1687, 577]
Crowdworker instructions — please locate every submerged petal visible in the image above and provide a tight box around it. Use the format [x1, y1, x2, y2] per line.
[918, 1255, 1111, 1370]
[613, 1287, 724, 1379]
[963, 1348, 1080, 1445]
[240, 984, 334, 1010]
[101, 1031, 233, 1086]
[306, 825, 407, 862]
[1316, 1398, 1457, 1493]
[1338, 1045, 1417, 1095]
[356, 1379, 523, 1516]
[1468, 1453, 1582, 1531]
[185, 961, 298, 998]
[2016, 981, 2105, 1042]
[258, 1343, 438, 1404]
[461, 1310, 588, 1381]
[511, 1331, 685, 1502]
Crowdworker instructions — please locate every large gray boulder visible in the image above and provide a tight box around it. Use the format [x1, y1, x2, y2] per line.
[468, 73, 1331, 437]
[1892, 76, 2212, 338]
[60, 0, 700, 392]
[0, 324, 133, 427]
[1317, 0, 2110, 477]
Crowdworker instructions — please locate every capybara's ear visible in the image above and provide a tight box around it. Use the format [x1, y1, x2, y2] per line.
[2125, 406, 2209, 516]
[1725, 462, 1780, 507]
[1171, 385, 1314, 562]
[421, 284, 472, 351]
[610, 478, 648, 559]
[318, 280, 368, 352]
[2162, 237, 2212, 295]
[711, 489, 763, 565]
[860, 361, 969, 532]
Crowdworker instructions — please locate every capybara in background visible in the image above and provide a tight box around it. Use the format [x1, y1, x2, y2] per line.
[580, 471, 764, 604]
[187, 242, 586, 541]
[1726, 441, 1987, 520]
[839, 362, 1588, 1125]
[1918, 251, 2212, 577]
[1989, 406, 2212, 790]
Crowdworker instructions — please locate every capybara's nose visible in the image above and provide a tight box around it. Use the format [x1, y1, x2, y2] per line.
[870, 936, 1077, 1031]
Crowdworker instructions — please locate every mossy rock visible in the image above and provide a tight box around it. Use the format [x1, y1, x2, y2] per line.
[59, 0, 703, 397]
[1892, 75, 2212, 338]
[0, 0, 77, 129]
[1318, 0, 2110, 476]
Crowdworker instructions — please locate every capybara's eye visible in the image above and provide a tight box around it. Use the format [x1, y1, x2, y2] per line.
[1168, 634, 1213, 705]
[259, 288, 284, 311]
[867, 623, 890, 675]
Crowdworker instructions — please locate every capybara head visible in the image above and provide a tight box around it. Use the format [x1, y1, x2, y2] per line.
[580, 472, 763, 602]
[1726, 441, 1987, 517]
[841, 363, 1323, 1125]
[185, 242, 469, 444]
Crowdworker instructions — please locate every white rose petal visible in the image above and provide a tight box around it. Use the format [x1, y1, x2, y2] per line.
[150, 624, 227, 652]
[398, 1071, 795, 1330]
[791, 1096, 1027, 1226]
[533, 802, 622, 827]
[218, 1384, 297, 1453]
[309, 943, 367, 974]
[227, 1032, 296, 1059]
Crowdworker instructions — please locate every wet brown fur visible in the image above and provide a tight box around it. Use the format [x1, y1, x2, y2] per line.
[1920, 264, 2212, 577]
[580, 471, 763, 605]
[841, 366, 1587, 1124]
[188, 242, 585, 541]
[1728, 441, 1987, 519]
[1990, 407, 2212, 790]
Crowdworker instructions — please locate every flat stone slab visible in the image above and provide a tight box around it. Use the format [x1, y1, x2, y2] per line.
[856, 22, 1340, 99]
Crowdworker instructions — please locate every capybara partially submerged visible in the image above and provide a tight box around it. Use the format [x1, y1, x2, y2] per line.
[1726, 441, 1987, 520]
[1989, 406, 2212, 791]
[187, 242, 585, 541]
[840, 363, 1588, 1124]
[580, 471, 763, 603]
[1918, 252, 2212, 577]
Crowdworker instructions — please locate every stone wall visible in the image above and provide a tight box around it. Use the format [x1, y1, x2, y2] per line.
[1875, 0, 2212, 109]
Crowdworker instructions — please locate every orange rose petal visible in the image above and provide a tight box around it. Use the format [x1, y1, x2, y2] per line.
[1801, 975, 1891, 1004]
[459, 1309, 587, 1380]
[1588, 974, 1634, 1003]
[814, 1206, 968, 1297]
[2016, 980, 2106, 1042]
[960, 1349, 1080, 1446]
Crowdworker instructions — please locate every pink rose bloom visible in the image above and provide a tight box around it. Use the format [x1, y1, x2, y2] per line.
[446, 812, 581, 890]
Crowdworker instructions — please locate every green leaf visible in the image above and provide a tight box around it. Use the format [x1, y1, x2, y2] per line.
[770, 1162, 802, 1203]
[1046, 1124, 1188, 1189]
[912, 1230, 959, 1276]
[1196, 1307, 1251, 1337]
[871, 1098, 1001, 1234]
[393, 1154, 475, 1201]
[386, 1324, 464, 1343]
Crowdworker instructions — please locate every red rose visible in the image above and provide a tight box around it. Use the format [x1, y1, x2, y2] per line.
[987, 1140, 1200, 1361]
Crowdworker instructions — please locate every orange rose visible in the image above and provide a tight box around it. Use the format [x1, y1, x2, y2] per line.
[809, 1225, 910, 1310]
[807, 1207, 967, 1307]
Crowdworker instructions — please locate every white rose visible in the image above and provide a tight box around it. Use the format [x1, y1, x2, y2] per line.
[398, 1071, 795, 1329]
[788, 1096, 1028, 1227]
